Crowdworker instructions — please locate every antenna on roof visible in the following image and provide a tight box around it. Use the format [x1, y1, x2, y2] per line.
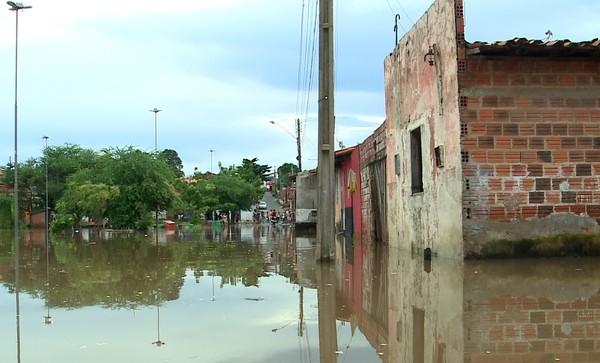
[544, 30, 553, 41]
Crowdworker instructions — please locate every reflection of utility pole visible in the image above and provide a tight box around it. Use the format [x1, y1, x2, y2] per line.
[153, 245, 165, 347]
[317, 264, 337, 363]
[211, 272, 216, 301]
[317, 0, 335, 261]
[152, 297, 165, 347]
[298, 286, 304, 336]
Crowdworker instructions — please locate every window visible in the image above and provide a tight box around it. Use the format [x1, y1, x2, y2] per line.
[434, 145, 444, 168]
[394, 154, 401, 175]
[411, 127, 424, 194]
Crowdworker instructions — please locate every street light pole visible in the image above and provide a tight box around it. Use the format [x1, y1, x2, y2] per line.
[268, 120, 302, 171]
[209, 149, 215, 173]
[149, 108, 161, 246]
[42, 136, 49, 250]
[149, 108, 162, 152]
[8, 3, 32, 362]
[42, 136, 50, 319]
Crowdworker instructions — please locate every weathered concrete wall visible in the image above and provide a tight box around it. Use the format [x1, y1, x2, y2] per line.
[360, 123, 387, 243]
[295, 170, 318, 225]
[460, 53, 600, 253]
[384, 0, 463, 258]
[464, 259, 600, 362]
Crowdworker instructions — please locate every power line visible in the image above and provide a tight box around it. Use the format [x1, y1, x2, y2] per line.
[295, 0, 306, 117]
[384, 0, 408, 33]
[393, 0, 416, 26]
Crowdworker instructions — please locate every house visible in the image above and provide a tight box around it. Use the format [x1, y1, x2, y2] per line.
[384, 0, 600, 258]
[334, 146, 361, 238]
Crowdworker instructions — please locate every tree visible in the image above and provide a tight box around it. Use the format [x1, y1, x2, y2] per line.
[72, 182, 120, 227]
[53, 147, 179, 231]
[237, 158, 271, 182]
[160, 149, 184, 177]
[98, 148, 179, 230]
[277, 163, 299, 187]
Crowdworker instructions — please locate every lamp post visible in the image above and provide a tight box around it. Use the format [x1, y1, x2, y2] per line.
[8, 2, 32, 362]
[149, 108, 161, 245]
[42, 136, 52, 325]
[269, 119, 302, 171]
[149, 108, 161, 152]
[209, 149, 215, 173]
[42, 136, 49, 249]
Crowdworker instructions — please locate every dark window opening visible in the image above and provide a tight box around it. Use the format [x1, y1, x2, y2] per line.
[424, 248, 432, 273]
[394, 153, 401, 175]
[434, 146, 444, 168]
[411, 127, 424, 194]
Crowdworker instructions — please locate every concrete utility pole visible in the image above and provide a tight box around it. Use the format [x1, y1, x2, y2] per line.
[149, 108, 161, 152]
[296, 118, 302, 171]
[317, 0, 335, 261]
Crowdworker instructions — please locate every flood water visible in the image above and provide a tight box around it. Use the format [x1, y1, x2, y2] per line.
[0, 226, 599, 362]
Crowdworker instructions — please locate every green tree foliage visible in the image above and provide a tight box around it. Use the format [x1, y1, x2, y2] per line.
[185, 171, 261, 213]
[57, 182, 120, 228]
[52, 147, 179, 230]
[238, 158, 271, 182]
[2, 144, 98, 211]
[0, 195, 12, 227]
[277, 163, 299, 187]
[159, 149, 184, 177]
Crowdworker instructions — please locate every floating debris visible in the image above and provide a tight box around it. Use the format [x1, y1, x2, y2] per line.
[244, 297, 264, 301]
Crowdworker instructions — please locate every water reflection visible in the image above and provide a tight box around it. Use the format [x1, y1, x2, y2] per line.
[0, 226, 599, 362]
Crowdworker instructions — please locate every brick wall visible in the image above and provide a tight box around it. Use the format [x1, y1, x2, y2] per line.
[464, 261, 600, 363]
[460, 56, 600, 223]
[359, 122, 386, 242]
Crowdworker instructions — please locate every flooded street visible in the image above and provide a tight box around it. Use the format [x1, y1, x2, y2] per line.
[0, 226, 599, 362]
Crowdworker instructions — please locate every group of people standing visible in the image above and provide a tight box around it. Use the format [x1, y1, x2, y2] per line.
[252, 209, 294, 224]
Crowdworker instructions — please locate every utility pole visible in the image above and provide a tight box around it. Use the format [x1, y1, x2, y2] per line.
[296, 118, 302, 171]
[317, 0, 334, 261]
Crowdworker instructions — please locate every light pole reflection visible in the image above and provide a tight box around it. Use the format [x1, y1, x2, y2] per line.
[152, 244, 165, 347]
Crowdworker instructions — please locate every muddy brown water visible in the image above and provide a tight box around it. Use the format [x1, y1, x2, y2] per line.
[0, 226, 598, 362]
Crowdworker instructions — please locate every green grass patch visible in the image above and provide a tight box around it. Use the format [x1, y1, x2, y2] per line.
[477, 233, 600, 259]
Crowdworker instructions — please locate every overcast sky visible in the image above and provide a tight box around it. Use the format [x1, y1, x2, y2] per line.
[1, 0, 598, 174]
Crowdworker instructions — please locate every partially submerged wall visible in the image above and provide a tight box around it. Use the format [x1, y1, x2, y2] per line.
[384, 0, 463, 258]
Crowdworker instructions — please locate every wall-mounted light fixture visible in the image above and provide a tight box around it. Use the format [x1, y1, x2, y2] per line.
[424, 45, 435, 66]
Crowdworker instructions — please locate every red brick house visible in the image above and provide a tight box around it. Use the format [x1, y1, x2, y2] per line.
[384, 0, 600, 257]
[460, 38, 600, 254]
